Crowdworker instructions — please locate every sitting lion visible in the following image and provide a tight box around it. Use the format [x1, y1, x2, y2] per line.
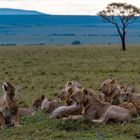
[0, 82, 20, 128]
[70, 88, 134, 123]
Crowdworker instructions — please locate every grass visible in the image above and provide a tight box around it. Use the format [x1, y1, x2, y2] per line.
[0, 45, 140, 139]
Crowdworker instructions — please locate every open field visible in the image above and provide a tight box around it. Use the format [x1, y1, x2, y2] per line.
[0, 45, 140, 140]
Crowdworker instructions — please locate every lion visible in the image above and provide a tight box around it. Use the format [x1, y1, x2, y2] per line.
[70, 88, 134, 123]
[41, 98, 63, 113]
[57, 81, 83, 105]
[98, 79, 121, 105]
[119, 102, 138, 117]
[0, 82, 20, 128]
[48, 81, 83, 119]
[120, 87, 140, 114]
[32, 95, 45, 109]
[32, 95, 64, 114]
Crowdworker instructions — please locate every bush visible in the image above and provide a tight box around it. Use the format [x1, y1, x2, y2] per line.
[71, 40, 81, 45]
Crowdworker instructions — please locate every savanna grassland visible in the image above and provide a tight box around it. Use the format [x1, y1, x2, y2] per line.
[0, 45, 140, 140]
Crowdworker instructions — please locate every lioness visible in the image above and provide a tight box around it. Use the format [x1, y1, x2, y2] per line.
[70, 88, 133, 123]
[49, 81, 83, 119]
[120, 87, 140, 114]
[99, 79, 121, 105]
[0, 82, 19, 128]
[41, 98, 63, 113]
[32, 95, 63, 114]
[58, 81, 83, 105]
[32, 95, 45, 109]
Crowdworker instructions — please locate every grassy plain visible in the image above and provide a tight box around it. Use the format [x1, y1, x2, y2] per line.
[0, 45, 140, 140]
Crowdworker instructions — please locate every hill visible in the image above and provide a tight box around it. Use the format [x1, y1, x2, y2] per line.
[0, 8, 44, 15]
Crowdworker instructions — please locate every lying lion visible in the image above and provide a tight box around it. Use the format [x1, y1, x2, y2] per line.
[0, 82, 20, 128]
[58, 81, 83, 105]
[99, 78, 122, 105]
[41, 98, 63, 113]
[32, 95, 63, 114]
[70, 88, 134, 123]
[52, 81, 83, 118]
[120, 87, 140, 114]
[32, 95, 45, 109]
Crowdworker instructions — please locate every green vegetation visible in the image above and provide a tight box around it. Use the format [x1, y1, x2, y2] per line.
[0, 45, 140, 140]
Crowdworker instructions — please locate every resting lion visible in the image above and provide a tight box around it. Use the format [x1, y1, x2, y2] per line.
[70, 88, 134, 123]
[120, 87, 140, 114]
[99, 78, 122, 105]
[50, 81, 83, 119]
[41, 98, 63, 113]
[58, 81, 83, 105]
[32, 95, 45, 109]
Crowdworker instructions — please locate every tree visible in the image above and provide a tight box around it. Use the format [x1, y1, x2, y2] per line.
[98, 3, 140, 51]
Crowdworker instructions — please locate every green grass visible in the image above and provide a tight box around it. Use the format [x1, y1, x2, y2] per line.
[0, 45, 140, 139]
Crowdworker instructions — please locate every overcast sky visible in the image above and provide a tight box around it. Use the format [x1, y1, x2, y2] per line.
[0, 0, 140, 15]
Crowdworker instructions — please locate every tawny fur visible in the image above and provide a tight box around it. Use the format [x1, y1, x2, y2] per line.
[120, 87, 140, 114]
[32, 95, 45, 109]
[70, 88, 133, 123]
[41, 98, 63, 113]
[99, 79, 122, 105]
[0, 82, 19, 128]
[51, 81, 83, 119]
[50, 104, 82, 119]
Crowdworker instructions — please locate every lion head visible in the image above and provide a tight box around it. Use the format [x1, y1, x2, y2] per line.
[71, 88, 98, 106]
[2, 82, 16, 99]
[120, 87, 135, 102]
[32, 95, 45, 109]
[99, 79, 118, 95]
[57, 81, 82, 105]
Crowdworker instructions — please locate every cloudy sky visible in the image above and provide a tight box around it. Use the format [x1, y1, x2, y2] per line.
[0, 0, 140, 15]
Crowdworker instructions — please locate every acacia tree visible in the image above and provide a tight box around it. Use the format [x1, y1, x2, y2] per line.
[98, 3, 140, 51]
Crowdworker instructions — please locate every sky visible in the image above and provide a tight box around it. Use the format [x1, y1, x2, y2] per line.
[0, 0, 140, 15]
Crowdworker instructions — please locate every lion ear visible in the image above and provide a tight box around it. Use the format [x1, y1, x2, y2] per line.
[67, 81, 72, 86]
[110, 79, 115, 84]
[83, 88, 88, 95]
